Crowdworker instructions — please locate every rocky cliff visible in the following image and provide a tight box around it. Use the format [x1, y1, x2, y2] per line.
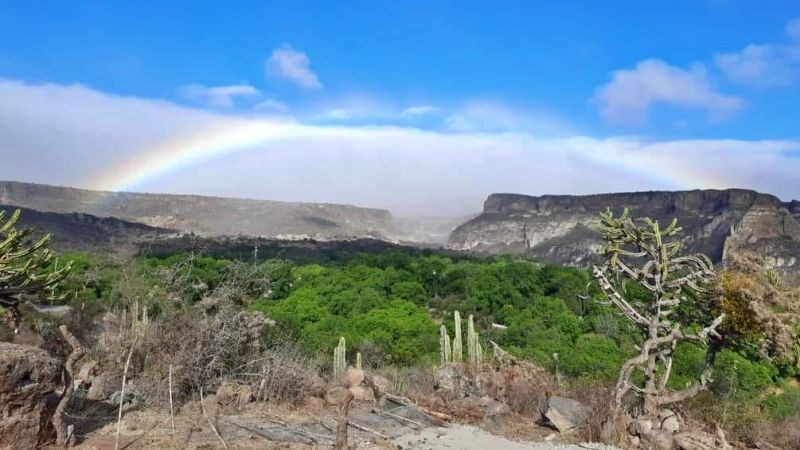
[0, 181, 397, 241]
[447, 189, 800, 282]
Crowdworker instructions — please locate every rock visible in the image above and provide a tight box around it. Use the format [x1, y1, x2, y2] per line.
[659, 410, 680, 434]
[108, 390, 141, 408]
[215, 381, 238, 405]
[86, 372, 116, 401]
[76, 360, 99, 384]
[483, 400, 511, 432]
[349, 386, 375, 401]
[344, 367, 364, 388]
[649, 430, 675, 450]
[446, 190, 800, 285]
[303, 395, 325, 412]
[371, 374, 392, 395]
[237, 384, 255, 404]
[674, 430, 722, 450]
[634, 417, 653, 436]
[0, 342, 63, 450]
[540, 396, 588, 432]
[324, 385, 350, 406]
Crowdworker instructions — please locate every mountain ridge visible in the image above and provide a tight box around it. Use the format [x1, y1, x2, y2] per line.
[447, 189, 800, 283]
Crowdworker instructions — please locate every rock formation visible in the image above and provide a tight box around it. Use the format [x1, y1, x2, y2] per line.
[0, 343, 63, 449]
[0, 180, 396, 241]
[448, 189, 800, 283]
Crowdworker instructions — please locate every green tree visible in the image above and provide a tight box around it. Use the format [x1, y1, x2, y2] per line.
[0, 209, 71, 331]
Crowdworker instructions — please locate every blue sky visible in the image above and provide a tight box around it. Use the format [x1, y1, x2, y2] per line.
[1, 1, 799, 214]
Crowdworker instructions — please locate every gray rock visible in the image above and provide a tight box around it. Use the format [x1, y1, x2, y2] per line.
[540, 396, 588, 432]
[0, 342, 62, 449]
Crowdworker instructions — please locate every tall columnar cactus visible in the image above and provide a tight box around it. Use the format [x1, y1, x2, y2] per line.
[439, 325, 452, 365]
[467, 314, 476, 367]
[334, 336, 347, 376]
[467, 314, 483, 368]
[452, 311, 463, 363]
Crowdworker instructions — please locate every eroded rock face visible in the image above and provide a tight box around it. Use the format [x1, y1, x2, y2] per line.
[0, 343, 63, 449]
[448, 189, 800, 283]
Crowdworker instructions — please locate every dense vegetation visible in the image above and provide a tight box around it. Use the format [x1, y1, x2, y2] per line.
[22, 248, 795, 432]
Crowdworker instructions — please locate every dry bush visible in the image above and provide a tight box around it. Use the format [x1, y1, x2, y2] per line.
[562, 382, 615, 443]
[376, 365, 436, 400]
[505, 376, 548, 417]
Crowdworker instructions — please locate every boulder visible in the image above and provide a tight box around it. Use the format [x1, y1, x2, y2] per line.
[237, 384, 255, 404]
[540, 396, 588, 432]
[348, 386, 375, 402]
[0, 342, 63, 450]
[371, 374, 392, 395]
[324, 385, 350, 406]
[215, 381, 238, 405]
[658, 410, 680, 434]
[483, 399, 511, 432]
[344, 367, 364, 388]
[674, 430, 726, 450]
[86, 372, 117, 401]
[76, 359, 99, 384]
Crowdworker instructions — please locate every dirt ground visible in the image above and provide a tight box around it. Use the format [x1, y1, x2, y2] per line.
[65, 399, 616, 450]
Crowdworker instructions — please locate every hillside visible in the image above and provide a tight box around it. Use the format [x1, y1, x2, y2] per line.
[1, 204, 171, 253]
[0, 180, 398, 241]
[447, 189, 800, 283]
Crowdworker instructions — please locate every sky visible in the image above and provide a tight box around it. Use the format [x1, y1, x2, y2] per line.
[0, 1, 799, 216]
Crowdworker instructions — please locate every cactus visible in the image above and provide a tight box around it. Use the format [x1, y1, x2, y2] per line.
[439, 325, 452, 365]
[334, 336, 347, 376]
[467, 314, 483, 368]
[356, 352, 362, 370]
[452, 311, 463, 363]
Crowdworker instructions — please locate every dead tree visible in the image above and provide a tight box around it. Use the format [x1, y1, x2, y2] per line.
[593, 208, 725, 417]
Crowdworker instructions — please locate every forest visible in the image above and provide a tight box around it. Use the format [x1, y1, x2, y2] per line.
[17, 244, 796, 442]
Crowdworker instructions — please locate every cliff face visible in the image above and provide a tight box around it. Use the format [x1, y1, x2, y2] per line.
[0, 181, 396, 241]
[447, 189, 800, 282]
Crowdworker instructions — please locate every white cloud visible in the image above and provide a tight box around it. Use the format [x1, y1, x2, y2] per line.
[594, 59, 742, 125]
[714, 16, 800, 88]
[401, 105, 440, 116]
[266, 45, 322, 90]
[178, 83, 261, 108]
[254, 98, 287, 112]
[1, 78, 798, 216]
[787, 17, 800, 40]
[445, 100, 572, 135]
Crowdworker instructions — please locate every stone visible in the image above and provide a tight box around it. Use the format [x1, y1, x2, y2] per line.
[540, 396, 588, 432]
[349, 386, 375, 401]
[483, 400, 511, 432]
[76, 360, 99, 384]
[86, 372, 116, 401]
[0, 342, 63, 450]
[237, 384, 255, 404]
[215, 381, 238, 405]
[371, 374, 392, 395]
[674, 430, 721, 450]
[324, 385, 350, 406]
[344, 367, 365, 388]
[634, 417, 653, 436]
[659, 410, 680, 434]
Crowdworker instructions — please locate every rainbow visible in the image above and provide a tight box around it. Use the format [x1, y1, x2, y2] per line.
[90, 118, 742, 199]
